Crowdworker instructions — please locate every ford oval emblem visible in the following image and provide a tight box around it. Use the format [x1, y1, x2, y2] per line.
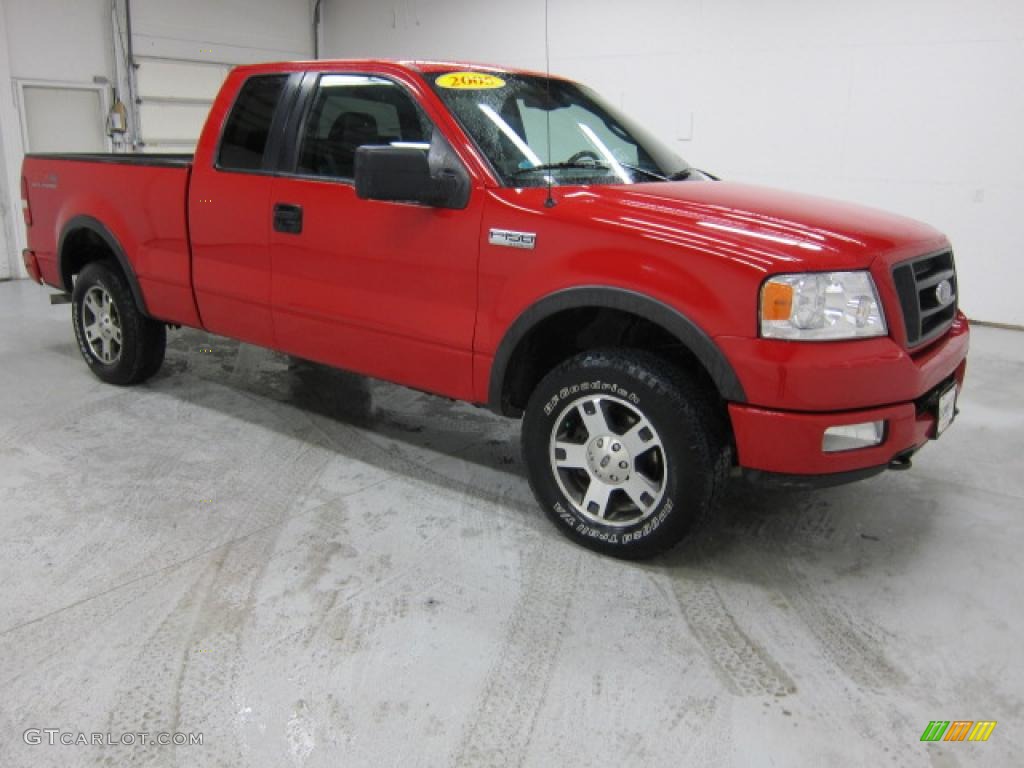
[935, 279, 954, 306]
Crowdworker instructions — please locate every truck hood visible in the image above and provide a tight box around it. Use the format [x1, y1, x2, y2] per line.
[590, 180, 947, 271]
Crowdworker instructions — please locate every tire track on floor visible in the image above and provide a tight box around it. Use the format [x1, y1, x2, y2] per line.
[452, 538, 583, 768]
[670, 575, 796, 698]
[715, 489, 919, 763]
[0, 390, 127, 451]
[96, 456, 332, 766]
[729, 493, 907, 691]
[90, 393, 337, 765]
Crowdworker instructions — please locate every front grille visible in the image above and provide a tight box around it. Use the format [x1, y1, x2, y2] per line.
[892, 250, 957, 347]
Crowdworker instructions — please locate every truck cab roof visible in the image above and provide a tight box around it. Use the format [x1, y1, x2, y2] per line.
[229, 58, 570, 82]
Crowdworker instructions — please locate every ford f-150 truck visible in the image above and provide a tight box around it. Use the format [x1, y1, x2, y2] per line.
[20, 60, 969, 558]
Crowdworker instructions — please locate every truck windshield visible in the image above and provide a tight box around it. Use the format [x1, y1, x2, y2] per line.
[429, 71, 695, 187]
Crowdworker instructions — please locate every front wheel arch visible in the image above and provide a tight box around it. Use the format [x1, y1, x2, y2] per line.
[488, 287, 746, 415]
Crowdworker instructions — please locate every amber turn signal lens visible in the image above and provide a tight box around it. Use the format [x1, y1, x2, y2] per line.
[761, 282, 793, 321]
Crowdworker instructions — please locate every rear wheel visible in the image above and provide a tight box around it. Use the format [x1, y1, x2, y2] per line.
[522, 350, 728, 559]
[72, 261, 166, 385]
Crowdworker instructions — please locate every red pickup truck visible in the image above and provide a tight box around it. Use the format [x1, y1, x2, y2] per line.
[20, 60, 969, 558]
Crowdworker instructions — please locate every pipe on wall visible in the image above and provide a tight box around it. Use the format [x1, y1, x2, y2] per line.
[313, 0, 323, 59]
[123, 0, 141, 149]
[110, 0, 140, 150]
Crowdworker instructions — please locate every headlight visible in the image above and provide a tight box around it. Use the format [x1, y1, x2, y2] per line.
[760, 271, 887, 340]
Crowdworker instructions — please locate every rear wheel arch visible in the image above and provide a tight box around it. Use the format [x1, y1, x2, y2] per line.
[488, 287, 746, 416]
[58, 216, 149, 316]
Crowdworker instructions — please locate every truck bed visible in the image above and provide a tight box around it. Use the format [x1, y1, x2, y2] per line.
[23, 152, 199, 328]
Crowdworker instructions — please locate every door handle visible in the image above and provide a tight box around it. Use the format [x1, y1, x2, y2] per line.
[273, 203, 303, 234]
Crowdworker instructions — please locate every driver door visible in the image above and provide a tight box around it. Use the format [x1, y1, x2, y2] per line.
[269, 72, 482, 400]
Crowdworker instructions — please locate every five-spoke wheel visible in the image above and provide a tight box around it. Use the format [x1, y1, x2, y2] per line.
[80, 285, 123, 364]
[71, 261, 166, 385]
[549, 394, 667, 525]
[523, 350, 728, 559]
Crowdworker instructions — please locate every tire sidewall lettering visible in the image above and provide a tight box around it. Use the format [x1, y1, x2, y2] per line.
[552, 497, 674, 544]
[523, 351, 719, 557]
[543, 380, 641, 416]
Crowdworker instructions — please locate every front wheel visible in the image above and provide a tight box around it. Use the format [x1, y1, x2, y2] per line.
[522, 350, 729, 559]
[72, 261, 166, 385]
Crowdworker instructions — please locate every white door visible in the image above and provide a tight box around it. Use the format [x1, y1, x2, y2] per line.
[21, 84, 107, 153]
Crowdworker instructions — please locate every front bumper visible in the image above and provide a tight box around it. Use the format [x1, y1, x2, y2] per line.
[726, 314, 969, 477]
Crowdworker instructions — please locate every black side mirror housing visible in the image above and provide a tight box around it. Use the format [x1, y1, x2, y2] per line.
[354, 146, 467, 209]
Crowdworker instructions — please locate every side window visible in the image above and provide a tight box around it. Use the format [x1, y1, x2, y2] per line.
[218, 75, 288, 171]
[297, 74, 434, 179]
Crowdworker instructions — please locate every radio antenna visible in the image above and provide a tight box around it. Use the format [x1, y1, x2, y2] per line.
[543, 0, 556, 208]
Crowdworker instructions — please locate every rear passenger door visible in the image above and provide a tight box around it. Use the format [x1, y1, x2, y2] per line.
[189, 73, 294, 346]
[268, 72, 482, 401]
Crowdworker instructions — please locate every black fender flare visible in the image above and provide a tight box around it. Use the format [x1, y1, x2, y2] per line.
[58, 215, 149, 315]
[488, 286, 746, 412]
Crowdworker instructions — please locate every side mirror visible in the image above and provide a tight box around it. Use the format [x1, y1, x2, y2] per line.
[354, 146, 467, 209]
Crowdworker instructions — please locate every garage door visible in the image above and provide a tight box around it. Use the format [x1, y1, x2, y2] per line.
[136, 58, 231, 152]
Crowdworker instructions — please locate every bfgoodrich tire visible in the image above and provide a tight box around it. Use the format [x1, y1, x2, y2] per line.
[71, 261, 166, 386]
[522, 350, 729, 559]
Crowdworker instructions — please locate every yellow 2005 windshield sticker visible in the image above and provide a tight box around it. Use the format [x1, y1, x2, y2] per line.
[436, 72, 506, 90]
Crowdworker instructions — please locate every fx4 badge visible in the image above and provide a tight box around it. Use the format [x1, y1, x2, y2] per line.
[489, 229, 537, 250]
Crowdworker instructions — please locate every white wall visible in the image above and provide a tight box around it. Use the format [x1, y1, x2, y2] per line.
[0, 0, 313, 278]
[323, 0, 1024, 327]
[0, 0, 117, 278]
[0, 1, 19, 279]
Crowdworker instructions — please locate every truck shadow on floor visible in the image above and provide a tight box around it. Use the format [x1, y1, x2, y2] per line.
[151, 328, 933, 572]
[154, 329, 543, 520]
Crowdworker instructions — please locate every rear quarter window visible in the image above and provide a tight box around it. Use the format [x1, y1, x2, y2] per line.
[218, 75, 287, 171]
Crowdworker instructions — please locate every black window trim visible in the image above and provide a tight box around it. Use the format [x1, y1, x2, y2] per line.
[427, 71, 505, 186]
[211, 69, 472, 191]
[213, 72, 301, 177]
[275, 70, 453, 187]
[274, 71, 320, 176]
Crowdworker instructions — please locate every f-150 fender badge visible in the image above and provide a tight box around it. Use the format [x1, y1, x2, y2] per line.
[489, 229, 537, 249]
[436, 72, 506, 90]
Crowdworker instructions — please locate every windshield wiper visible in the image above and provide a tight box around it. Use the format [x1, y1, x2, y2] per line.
[510, 162, 611, 176]
[582, 163, 694, 182]
[510, 162, 697, 182]
[616, 163, 667, 181]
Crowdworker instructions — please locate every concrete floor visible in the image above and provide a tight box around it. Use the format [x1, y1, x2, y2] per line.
[0, 277, 1020, 768]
